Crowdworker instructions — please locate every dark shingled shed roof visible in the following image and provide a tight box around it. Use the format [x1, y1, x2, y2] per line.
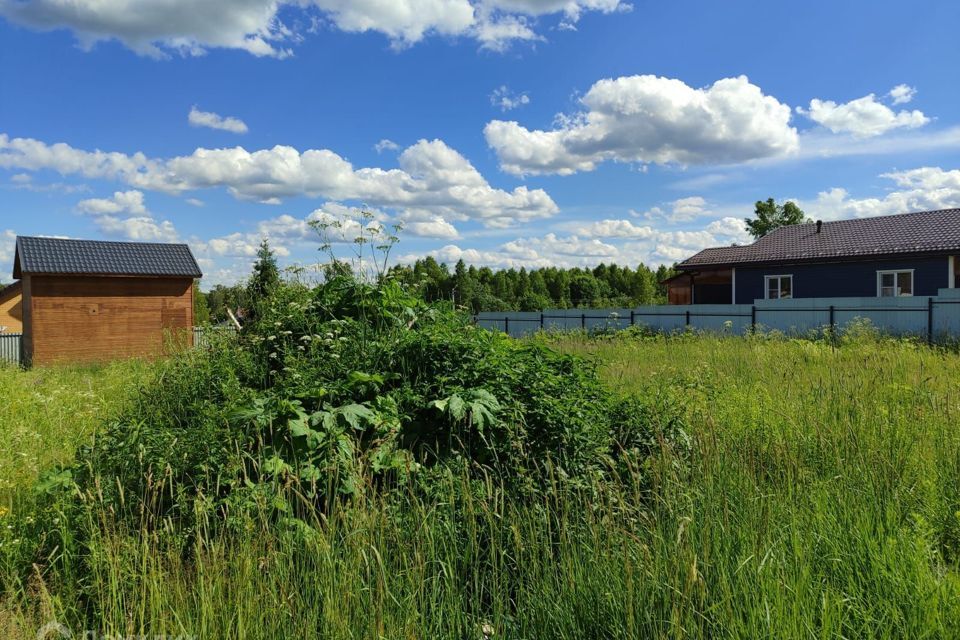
[13, 236, 202, 279]
[678, 208, 960, 270]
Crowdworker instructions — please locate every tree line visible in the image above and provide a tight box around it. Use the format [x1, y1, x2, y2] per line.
[194, 197, 807, 321]
[195, 256, 678, 322]
[387, 258, 676, 312]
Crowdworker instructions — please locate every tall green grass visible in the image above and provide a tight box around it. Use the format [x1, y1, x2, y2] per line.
[4, 335, 960, 638]
[0, 361, 149, 490]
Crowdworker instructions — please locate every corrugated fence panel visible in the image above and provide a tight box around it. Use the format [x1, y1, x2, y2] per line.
[933, 288, 960, 338]
[0, 333, 21, 366]
[474, 290, 960, 342]
[193, 326, 238, 348]
[631, 307, 688, 333]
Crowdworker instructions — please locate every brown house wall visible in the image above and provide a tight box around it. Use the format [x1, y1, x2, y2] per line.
[26, 275, 194, 366]
[0, 282, 23, 333]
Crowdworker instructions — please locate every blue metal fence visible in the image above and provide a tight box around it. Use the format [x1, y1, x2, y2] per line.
[474, 288, 960, 344]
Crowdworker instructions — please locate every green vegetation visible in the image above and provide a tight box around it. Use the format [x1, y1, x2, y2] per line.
[199, 258, 675, 320]
[248, 239, 281, 301]
[2, 297, 960, 637]
[744, 197, 807, 239]
[0, 361, 150, 490]
[389, 257, 675, 311]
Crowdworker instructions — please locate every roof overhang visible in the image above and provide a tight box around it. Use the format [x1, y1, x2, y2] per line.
[660, 272, 694, 286]
[11, 241, 21, 280]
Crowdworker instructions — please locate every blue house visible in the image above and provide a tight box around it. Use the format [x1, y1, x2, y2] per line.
[667, 208, 960, 304]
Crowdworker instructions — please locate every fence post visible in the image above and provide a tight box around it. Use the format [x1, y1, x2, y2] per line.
[581, 313, 586, 330]
[685, 310, 691, 328]
[828, 305, 836, 345]
[750, 306, 756, 332]
[630, 310, 635, 326]
[928, 297, 934, 346]
[504, 316, 509, 336]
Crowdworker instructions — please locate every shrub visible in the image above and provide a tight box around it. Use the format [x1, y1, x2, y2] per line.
[43, 276, 679, 532]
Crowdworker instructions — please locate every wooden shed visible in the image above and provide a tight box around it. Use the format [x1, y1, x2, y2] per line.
[12, 236, 202, 366]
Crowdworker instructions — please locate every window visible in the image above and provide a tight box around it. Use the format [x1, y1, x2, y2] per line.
[877, 270, 913, 297]
[765, 275, 793, 300]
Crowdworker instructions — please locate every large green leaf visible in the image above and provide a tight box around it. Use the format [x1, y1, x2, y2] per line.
[336, 403, 377, 431]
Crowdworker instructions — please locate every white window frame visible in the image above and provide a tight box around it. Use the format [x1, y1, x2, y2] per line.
[876, 269, 914, 297]
[764, 274, 793, 300]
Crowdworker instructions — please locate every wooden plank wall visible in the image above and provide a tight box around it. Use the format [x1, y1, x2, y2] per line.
[27, 276, 194, 366]
[0, 281, 23, 333]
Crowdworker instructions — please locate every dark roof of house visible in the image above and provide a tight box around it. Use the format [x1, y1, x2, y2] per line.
[13, 236, 202, 279]
[678, 208, 960, 269]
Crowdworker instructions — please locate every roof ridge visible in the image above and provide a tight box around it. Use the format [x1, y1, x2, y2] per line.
[16, 235, 193, 249]
[822, 207, 960, 222]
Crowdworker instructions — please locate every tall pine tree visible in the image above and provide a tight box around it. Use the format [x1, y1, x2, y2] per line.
[248, 239, 280, 300]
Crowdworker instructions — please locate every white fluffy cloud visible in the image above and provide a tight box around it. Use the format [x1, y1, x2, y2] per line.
[0, 0, 630, 57]
[0, 0, 293, 58]
[490, 86, 530, 111]
[805, 167, 960, 220]
[485, 75, 798, 176]
[76, 190, 147, 215]
[8, 172, 90, 194]
[188, 107, 248, 134]
[374, 139, 400, 153]
[0, 134, 558, 228]
[636, 196, 709, 223]
[405, 217, 460, 239]
[798, 89, 929, 138]
[312, 0, 474, 47]
[570, 219, 655, 238]
[192, 203, 392, 262]
[0, 134, 150, 181]
[504, 233, 619, 257]
[888, 84, 917, 105]
[75, 189, 180, 242]
[669, 196, 707, 221]
[199, 233, 289, 258]
[95, 215, 179, 242]
[256, 204, 379, 244]
[401, 233, 623, 269]
[704, 216, 749, 243]
[0, 229, 16, 273]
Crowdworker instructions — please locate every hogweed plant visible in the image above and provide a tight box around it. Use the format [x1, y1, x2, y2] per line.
[309, 207, 402, 283]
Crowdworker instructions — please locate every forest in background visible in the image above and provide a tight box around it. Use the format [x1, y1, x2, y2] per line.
[197, 257, 677, 324]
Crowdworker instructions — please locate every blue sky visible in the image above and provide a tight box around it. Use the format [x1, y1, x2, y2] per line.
[2, 0, 960, 286]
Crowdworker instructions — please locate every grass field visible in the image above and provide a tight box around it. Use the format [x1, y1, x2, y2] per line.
[0, 360, 151, 491]
[2, 333, 960, 638]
